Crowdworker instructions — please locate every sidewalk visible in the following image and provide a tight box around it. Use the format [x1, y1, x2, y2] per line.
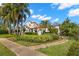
[0, 38, 46, 56]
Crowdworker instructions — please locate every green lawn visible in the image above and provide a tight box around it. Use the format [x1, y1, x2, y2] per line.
[15, 41, 41, 46]
[0, 43, 16, 56]
[38, 39, 76, 56]
[0, 34, 15, 38]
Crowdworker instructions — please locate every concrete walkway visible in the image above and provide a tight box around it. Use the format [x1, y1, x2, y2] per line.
[0, 38, 46, 56]
[28, 39, 68, 50]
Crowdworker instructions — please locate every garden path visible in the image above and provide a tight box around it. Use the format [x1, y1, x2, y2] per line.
[0, 38, 46, 56]
[28, 39, 68, 50]
[0, 38, 68, 56]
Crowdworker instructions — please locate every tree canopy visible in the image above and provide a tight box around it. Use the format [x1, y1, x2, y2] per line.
[0, 3, 30, 35]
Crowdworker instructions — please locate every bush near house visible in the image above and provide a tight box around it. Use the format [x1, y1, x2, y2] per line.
[0, 26, 8, 34]
[49, 27, 58, 34]
[15, 34, 59, 43]
[67, 41, 79, 56]
[25, 32, 37, 35]
[0, 29, 8, 34]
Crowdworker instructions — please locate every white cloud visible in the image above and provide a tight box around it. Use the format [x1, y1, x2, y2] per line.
[58, 3, 79, 10]
[30, 9, 33, 14]
[31, 15, 37, 18]
[54, 18, 59, 22]
[31, 14, 52, 20]
[43, 17, 52, 20]
[38, 15, 47, 19]
[38, 15, 44, 19]
[51, 18, 59, 23]
[31, 15, 40, 18]
[68, 8, 79, 17]
[50, 3, 79, 10]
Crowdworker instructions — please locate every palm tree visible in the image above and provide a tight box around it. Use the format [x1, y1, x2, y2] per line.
[0, 4, 12, 34]
[11, 3, 30, 35]
[0, 3, 30, 35]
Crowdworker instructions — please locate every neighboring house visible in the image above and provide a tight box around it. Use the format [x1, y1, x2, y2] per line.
[53, 23, 60, 35]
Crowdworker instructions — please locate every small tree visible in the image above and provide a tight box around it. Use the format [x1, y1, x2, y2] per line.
[40, 20, 49, 33]
[60, 18, 79, 38]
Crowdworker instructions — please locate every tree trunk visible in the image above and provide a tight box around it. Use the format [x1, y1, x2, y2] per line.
[7, 27, 10, 34]
[16, 20, 19, 35]
[9, 22, 11, 34]
[13, 24, 16, 34]
[20, 21, 24, 35]
[7, 21, 11, 34]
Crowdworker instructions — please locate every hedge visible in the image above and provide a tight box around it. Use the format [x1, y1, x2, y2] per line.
[15, 34, 59, 43]
[0, 29, 8, 34]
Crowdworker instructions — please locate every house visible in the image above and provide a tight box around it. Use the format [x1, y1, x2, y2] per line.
[25, 21, 38, 33]
[24, 21, 49, 35]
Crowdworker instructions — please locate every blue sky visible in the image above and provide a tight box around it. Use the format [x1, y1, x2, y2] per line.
[27, 3, 79, 24]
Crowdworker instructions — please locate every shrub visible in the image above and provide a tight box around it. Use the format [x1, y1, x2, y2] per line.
[60, 19, 79, 37]
[48, 27, 58, 34]
[0, 25, 8, 34]
[25, 32, 37, 35]
[15, 34, 59, 43]
[67, 41, 79, 56]
[0, 29, 8, 34]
